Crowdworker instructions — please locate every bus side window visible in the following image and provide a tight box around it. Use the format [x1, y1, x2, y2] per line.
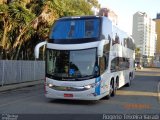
[126, 58, 130, 68]
[105, 53, 109, 68]
[119, 58, 125, 70]
[126, 38, 130, 48]
[125, 38, 127, 48]
[115, 33, 120, 44]
[112, 33, 120, 45]
[128, 38, 135, 50]
[111, 58, 116, 72]
[111, 57, 119, 72]
[111, 63, 115, 72]
[99, 56, 106, 74]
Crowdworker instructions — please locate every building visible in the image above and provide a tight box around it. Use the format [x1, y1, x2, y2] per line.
[132, 11, 157, 66]
[153, 13, 160, 61]
[98, 8, 118, 25]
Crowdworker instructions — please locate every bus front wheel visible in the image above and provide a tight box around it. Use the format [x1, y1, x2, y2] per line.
[106, 79, 115, 99]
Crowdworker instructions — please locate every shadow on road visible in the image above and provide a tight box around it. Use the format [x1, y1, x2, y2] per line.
[48, 99, 100, 105]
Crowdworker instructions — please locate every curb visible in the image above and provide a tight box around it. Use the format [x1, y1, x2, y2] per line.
[0, 80, 44, 92]
[136, 68, 160, 72]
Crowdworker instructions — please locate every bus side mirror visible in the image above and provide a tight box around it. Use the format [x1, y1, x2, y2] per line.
[35, 41, 47, 59]
[94, 66, 100, 77]
[100, 34, 105, 40]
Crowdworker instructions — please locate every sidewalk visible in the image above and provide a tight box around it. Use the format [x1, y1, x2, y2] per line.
[136, 67, 160, 72]
[0, 80, 44, 92]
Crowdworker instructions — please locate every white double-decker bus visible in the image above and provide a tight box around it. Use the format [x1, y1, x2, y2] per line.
[35, 16, 135, 100]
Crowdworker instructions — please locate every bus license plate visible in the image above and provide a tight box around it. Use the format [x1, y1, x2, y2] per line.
[64, 94, 73, 97]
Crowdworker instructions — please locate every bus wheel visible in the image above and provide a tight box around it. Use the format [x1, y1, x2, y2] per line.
[111, 79, 117, 97]
[126, 74, 132, 87]
[106, 80, 114, 99]
[111, 78, 118, 97]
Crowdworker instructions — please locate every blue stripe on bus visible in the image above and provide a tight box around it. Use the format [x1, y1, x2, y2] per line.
[95, 77, 101, 96]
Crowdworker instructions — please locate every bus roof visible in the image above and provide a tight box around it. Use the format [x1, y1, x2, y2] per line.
[57, 15, 101, 20]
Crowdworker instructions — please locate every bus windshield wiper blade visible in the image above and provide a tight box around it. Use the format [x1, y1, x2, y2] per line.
[76, 75, 94, 80]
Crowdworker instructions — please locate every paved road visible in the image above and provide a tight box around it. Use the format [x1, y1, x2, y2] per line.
[0, 68, 159, 116]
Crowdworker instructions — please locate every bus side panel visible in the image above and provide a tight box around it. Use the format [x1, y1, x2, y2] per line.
[99, 72, 112, 97]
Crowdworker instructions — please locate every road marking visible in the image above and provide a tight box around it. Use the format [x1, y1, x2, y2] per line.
[135, 74, 160, 76]
[101, 100, 160, 111]
[123, 103, 151, 109]
[117, 90, 157, 97]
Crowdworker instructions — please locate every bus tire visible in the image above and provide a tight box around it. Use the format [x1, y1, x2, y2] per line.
[106, 79, 114, 99]
[105, 92, 111, 100]
[111, 79, 117, 97]
[105, 94, 110, 100]
[126, 74, 132, 87]
[111, 77, 118, 96]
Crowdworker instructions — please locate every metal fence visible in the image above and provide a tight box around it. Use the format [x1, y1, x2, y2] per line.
[0, 60, 45, 86]
[154, 62, 160, 67]
[158, 82, 160, 103]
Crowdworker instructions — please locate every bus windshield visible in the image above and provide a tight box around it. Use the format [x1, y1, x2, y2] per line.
[49, 19, 100, 40]
[46, 48, 98, 80]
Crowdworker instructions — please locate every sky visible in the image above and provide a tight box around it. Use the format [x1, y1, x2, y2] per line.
[98, 0, 160, 35]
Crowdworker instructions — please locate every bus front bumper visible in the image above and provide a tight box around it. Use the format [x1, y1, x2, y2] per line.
[45, 87, 108, 100]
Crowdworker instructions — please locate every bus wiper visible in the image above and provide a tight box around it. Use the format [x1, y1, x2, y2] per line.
[76, 75, 93, 80]
[62, 78, 76, 81]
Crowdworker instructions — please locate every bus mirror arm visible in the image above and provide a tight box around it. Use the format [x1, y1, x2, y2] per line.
[34, 41, 47, 59]
[94, 66, 100, 77]
[100, 34, 105, 40]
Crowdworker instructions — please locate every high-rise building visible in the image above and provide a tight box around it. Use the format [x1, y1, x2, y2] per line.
[98, 8, 118, 25]
[132, 11, 157, 65]
[154, 14, 160, 55]
[153, 13, 160, 63]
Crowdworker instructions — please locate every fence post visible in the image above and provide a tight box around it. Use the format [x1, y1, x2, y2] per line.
[34, 61, 35, 81]
[2, 60, 5, 86]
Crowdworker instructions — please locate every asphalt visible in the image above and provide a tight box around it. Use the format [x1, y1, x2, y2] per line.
[0, 80, 44, 92]
[0, 69, 159, 114]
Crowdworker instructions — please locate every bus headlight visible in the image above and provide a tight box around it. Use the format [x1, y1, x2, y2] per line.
[47, 83, 54, 87]
[84, 85, 92, 89]
[84, 81, 101, 90]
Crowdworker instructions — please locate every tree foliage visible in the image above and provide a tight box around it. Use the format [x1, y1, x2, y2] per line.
[0, 0, 100, 60]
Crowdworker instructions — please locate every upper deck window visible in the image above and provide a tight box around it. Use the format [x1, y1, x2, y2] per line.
[49, 19, 100, 40]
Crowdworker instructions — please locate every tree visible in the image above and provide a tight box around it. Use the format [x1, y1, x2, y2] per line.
[0, 0, 100, 60]
[0, 3, 14, 59]
[9, 2, 35, 59]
